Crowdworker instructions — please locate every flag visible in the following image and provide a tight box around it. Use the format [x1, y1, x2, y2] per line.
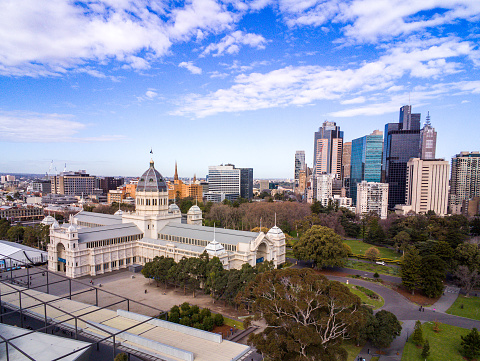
[150, 148, 153, 154]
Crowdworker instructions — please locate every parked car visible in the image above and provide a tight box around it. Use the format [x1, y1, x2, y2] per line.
[375, 261, 385, 266]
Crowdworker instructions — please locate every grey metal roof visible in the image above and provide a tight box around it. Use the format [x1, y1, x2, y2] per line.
[158, 223, 259, 246]
[137, 160, 167, 192]
[74, 211, 123, 226]
[140, 237, 206, 253]
[77, 223, 142, 243]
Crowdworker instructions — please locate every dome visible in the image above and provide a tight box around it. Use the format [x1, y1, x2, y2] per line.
[187, 205, 202, 215]
[41, 215, 57, 226]
[168, 203, 180, 213]
[136, 160, 167, 192]
[114, 209, 123, 216]
[205, 240, 226, 257]
[67, 224, 77, 233]
[51, 221, 60, 230]
[266, 225, 285, 241]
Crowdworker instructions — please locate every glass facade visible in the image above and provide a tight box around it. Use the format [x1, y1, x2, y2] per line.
[350, 133, 383, 204]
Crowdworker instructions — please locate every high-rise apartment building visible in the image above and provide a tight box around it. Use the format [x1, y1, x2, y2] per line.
[449, 152, 480, 214]
[51, 170, 96, 196]
[419, 112, 437, 160]
[206, 164, 253, 202]
[356, 181, 389, 219]
[403, 158, 449, 216]
[294, 151, 306, 181]
[350, 130, 383, 205]
[313, 121, 343, 178]
[315, 174, 334, 207]
[382, 105, 422, 209]
[239, 168, 253, 200]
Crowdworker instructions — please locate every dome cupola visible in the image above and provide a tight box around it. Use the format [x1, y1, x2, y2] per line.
[137, 160, 167, 192]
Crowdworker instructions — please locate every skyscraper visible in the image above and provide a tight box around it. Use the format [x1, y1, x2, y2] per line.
[419, 112, 437, 159]
[239, 167, 253, 199]
[382, 105, 422, 209]
[294, 151, 306, 181]
[350, 130, 383, 205]
[356, 181, 389, 219]
[342, 142, 352, 197]
[313, 121, 343, 178]
[449, 152, 480, 214]
[205, 164, 253, 202]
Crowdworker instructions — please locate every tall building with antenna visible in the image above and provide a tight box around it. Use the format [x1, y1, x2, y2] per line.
[313, 121, 343, 178]
[419, 112, 437, 160]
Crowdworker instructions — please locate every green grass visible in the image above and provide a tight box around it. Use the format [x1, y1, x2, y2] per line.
[344, 260, 399, 276]
[371, 357, 380, 361]
[223, 316, 245, 330]
[343, 239, 400, 260]
[344, 283, 385, 310]
[402, 322, 470, 361]
[343, 340, 363, 361]
[446, 294, 480, 321]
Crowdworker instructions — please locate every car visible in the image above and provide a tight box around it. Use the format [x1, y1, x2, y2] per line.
[375, 261, 385, 266]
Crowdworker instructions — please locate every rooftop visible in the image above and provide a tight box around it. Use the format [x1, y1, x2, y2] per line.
[76, 223, 143, 243]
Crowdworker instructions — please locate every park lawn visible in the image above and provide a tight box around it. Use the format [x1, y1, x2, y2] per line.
[401, 322, 469, 361]
[344, 260, 399, 276]
[343, 340, 363, 361]
[343, 239, 400, 260]
[223, 316, 245, 330]
[446, 294, 480, 321]
[344, 283, 385, 310]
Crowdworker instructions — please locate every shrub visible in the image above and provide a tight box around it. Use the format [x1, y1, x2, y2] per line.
[170, 305, 180, 314]
[243, 317, 253, 329]
[203, 316, 214, 331]
[461, 328, 480, 360]
[192, 322, 204, 330]
[200, 308, 211, 319]
[180, 302, 191, 312]
[180, 316, 191, 327]
[191, 313, 201, 324]
[411, 320, 424, 346]
[169, 312, 180, 323]
[373, 272, 380, 278]
[114, 353, 128, 361]
[191, 305, 200, 314]
[213, 313, 224, 326]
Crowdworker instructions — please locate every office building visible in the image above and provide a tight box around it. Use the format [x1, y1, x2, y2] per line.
[342, 142, 352, 196]
[356, 181, 389, 219]
[400, 158, 449, 216]
[419, 112, 437, 160]
[97, 177, 124, 195]
[258, 180, 270, 192]
[206, 164, 252, 201]
[239, 168, 253, 199]
[51, 170, 96, 196]
[47, 159, 286, 278]
[32, 179, 51, 194]
[314, 174, 334, 206]
[313, 121, 343, 178]
[382, 105, 421, 209]
[350, 130, 383, 205]
[294, 151, 306, 182]
[449, 152, 480, 214]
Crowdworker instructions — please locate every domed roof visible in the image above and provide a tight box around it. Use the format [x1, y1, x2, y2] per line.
[114, 209, 123, 216]
[137, 160, 167, 192]
[168, 203, 180, 213]
[205, 240, 226, 257]
[41, 215, 57, 225]
[266, 225, 285, 240]
[51, 221, 60, 230]
[187, 205, 202, 215]
[67, 224, 77, 233]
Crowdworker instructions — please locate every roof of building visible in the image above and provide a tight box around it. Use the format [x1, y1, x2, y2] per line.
[74, 211, 123, 226]
[76, 223, 143, 243]
[266, 225, 285, 240]
[205, 239, 226, 256]
[0, 240, 48, 263]
[137, 160, 167, 192]
[158, 223, 259, 246]
[187, 205, 202, 214]
[140, 237, 206, 253]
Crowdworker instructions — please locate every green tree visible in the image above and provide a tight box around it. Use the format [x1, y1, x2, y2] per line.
[365, 246, 380, 261]
[461, 328, 480, 360]
[0, 219, 11, 239]
[470, 217, 480, 236]
[236, 268, 365, 361]
[364, 310, 402, 349]
[366, 217, 386, 244]
[293, 225, 349, 268]
[455, 243, 480, 272]
[7, 225, 24, 242]
[420, 255, 446, 298]
[204, 257, 225, 302]
[421, 339, 430, 359]
[393, 231, 411, 254]
[411, 320, 424, 346]
[23, 225, 39, 247]
[114, 353, 128, 361]
[401, 247, 422, 295]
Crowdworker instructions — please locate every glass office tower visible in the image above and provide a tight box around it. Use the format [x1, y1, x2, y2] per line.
[350, 130, 383, 204]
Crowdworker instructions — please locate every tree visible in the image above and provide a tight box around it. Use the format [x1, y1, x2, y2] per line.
[293, 225, 349, 268]
[365, 247, 380, 261]
[420, 255, 445, 298]
[421, 339, 430, 359]
[454, 265, 480, 297]
[400, 247, 422, 295]
[455, 243, 480, 272]
[411, 320, 424, 346]
[114, 353, 128, 361]
[461, 328, 480, 360]
[204, 257, 225, 302]
[366, 217, 386, 244]
[7, 225, 24, 242]
[0, 219, 11, 239]
[236, 268, 365, 361]
[363, 310, 402, 349]
[393, 231, 411, 254]
[23, 226, 39, 248]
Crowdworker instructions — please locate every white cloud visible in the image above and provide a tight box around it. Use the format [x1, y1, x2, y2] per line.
[461, 100, 471, 103]
[341, 96, 366, 104]
[179, 61, 203, 74]
[0, 111, 124, 142]
[145, 90, 158, 99]
[201, 30, 267, 56]
[172, 37, 479, 117]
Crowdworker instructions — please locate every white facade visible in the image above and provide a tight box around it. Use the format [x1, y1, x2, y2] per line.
[356, 181, 389, 219]
[208, 165, 240, 199]
[48, 161, 286, 278]
[315, 174, 334, 206]
[405, 158, 449, 216]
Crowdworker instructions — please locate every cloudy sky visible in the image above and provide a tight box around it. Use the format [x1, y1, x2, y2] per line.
[0, 0, 479, 179]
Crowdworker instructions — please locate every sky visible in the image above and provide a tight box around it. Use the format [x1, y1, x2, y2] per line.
[0, 0, 479, 179]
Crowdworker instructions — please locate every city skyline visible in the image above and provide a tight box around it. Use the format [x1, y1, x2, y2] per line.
[1, 1, 479, 178]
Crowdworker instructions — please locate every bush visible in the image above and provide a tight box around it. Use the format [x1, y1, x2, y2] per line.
[373, 272, 380, 278]
[170, 305, 180, 314]
[192, 322, 204, 330]
[180, 316, 191, 327]
[169, 312, 180, 323]
[191, 305, 200, 314]
[203, 316, 214, 331]
[200, 308, 211, 319]
[243, 317, 253, 329]
[213, 313, 224, 326]
[114, 353, 128, 361]
[180, 302, 191, 312]
[191, 313, 201, 324]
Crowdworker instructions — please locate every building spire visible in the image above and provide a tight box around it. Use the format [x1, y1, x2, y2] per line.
[425, 111, 431, 127]
[174, 161, 178, 181]
[274, 213, 277, 227]
[193, 173, 196, 182]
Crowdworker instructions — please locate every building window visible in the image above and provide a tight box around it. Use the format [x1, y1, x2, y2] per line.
[119, 259, 124, 266]
[104, 263, 109, 270]
[111, 261, 117, 268]
[95, 265, 101, 271]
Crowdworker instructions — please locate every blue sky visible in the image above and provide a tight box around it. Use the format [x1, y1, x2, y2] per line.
[0, 0, 479, 179]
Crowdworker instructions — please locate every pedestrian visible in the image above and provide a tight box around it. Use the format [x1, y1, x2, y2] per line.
[419, 306, 421, 312]
[433, 308, 436, 312]
[367, 349, 370, 354]
[423, 307, 425, 312]
[145, 289, 147, 294]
